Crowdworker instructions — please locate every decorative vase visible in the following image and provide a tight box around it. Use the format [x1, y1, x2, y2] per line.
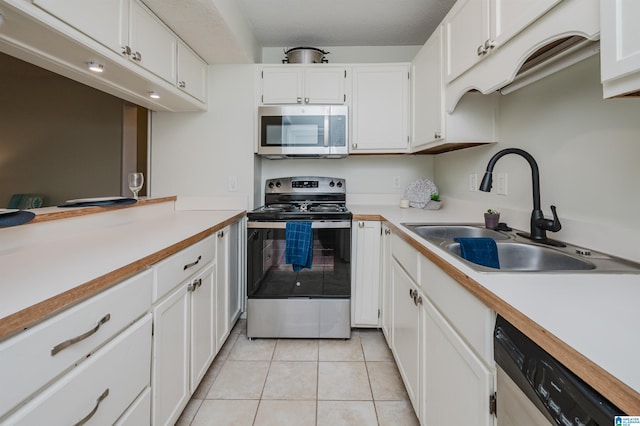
[424, 200, 442, 210]
[484, 213, 500, 229]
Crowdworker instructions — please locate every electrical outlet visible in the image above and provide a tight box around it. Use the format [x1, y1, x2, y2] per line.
[468, 173, 478, 192]
[496, 173, 507, 195]
[228, 176, 238, 192]
[392, 176, 401, 189]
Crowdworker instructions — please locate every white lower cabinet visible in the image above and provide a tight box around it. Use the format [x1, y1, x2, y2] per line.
[380, 224, 392, 340]
[5, 314, 152, 425]
[351, 220, 382, 327]
[215, 227, 230, 351]
[422, 296, 494, 426]
[390, 259, 421, 411]
[152, 262, 216, 426]
[386, 233, 496, 425]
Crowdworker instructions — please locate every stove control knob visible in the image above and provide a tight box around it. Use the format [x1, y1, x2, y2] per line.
[275, 181, 281, 188]
[268, 182, 274, 189]
[329, 181, 335, 187]
[336, 181, 343, 188]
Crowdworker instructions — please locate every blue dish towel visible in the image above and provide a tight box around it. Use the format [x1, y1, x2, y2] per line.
[0, 211, 36, 228]
[454, 237, 500, 269]
[285, 221, 313, 272]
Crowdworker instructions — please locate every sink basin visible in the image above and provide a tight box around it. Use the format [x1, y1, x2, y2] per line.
[445, 242, 596, 271]
[404, 225, 510, 241]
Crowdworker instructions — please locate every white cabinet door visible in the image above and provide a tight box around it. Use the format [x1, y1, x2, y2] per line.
[601, 0, 640, 96]
[260, 66, 345, 104]
[490, 0, 561, 49]
[177, 41, 208, 102]
[445, 0, 560, 83]
[304, 67, 346, 104]
[422, 296, 494, 426]
[261, 67, 304, 104]
[152, 283, 190, 426]
[391, 260, 420, 412]
[351, 220, 381, 327]
[190, 264, 217, 393]
[215, 227, 230, 351]
[351, 64, 410, 153]
[412, 25, 444, 150]
[380, 224, 393, 341]
[444, 0, 490, 83]
[32, 0, 128, 54]
[128, 0, 177, 83]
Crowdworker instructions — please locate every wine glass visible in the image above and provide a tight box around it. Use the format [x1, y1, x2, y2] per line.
[128, 172, 144, 200]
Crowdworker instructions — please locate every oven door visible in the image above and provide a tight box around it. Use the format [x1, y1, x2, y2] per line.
[246, 221, 351, 299]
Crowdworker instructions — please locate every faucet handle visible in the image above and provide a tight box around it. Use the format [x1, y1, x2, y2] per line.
[544, 205, 562, 232]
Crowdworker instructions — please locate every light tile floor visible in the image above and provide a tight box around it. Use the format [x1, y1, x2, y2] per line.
[176, 319, 419, 426]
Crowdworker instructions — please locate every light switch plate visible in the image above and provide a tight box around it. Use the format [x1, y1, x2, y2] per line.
[496, 173, 507, 195]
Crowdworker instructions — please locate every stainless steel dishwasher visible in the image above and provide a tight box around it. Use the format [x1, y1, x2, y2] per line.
[494, 316, 625, 426]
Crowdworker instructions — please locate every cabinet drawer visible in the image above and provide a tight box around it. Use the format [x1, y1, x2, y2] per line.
[154, 234, 215, 301]
[0, 270, 152, 418]
[420, 256, 494, 363]
[391, 234, 419, 284]
[5, 314, 152, 425]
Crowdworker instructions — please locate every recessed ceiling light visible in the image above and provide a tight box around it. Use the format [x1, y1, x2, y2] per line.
[149, 91, 160, 99]
[87, 61, 104, 73]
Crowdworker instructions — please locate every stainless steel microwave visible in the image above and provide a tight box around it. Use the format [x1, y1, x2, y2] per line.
[257, 105, 348, 158]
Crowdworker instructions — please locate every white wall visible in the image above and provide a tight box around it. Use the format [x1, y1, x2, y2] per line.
[261, 46, 421, 64]
[260, 155, 434, 204]
[434, 56, 640, 260]
[150, 65, 257, 208]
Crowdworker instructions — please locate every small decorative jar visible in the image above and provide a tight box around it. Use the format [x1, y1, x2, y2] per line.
[484, 209, 500, 229]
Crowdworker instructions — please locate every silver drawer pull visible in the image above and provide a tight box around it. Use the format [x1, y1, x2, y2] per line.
[183, 255, 202, 270]
[51, 314, 111, 356]
[74, 388, 109, 426]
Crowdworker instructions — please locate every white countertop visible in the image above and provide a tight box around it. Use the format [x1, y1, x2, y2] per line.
[350, 201, 640, 403]
[0, 200, 244, 334]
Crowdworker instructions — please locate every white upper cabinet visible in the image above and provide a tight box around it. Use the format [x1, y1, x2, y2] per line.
[128, 0, 177, 84]
[412, 26, 444, 150]
[177, 41, 208, 101]
[260, 66, 346, 104]
[412, 26, 497, 154]
[350, 64, 410, 153]
[445, 0, 561, 83]
[601, 0, 640, 97]
[445, 0, 599, 112]
[32, 0, 129, 54]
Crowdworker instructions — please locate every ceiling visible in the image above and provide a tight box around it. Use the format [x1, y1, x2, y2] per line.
[236, 0, 456, 47]
[143, 0, 456, 64]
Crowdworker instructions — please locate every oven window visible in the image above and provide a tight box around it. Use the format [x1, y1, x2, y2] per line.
[247, 227, 351, 298]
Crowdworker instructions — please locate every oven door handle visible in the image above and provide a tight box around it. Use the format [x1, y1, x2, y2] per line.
[247, 221, 351, 229]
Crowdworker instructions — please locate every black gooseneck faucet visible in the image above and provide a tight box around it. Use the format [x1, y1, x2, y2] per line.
[479, 148, 564, 246]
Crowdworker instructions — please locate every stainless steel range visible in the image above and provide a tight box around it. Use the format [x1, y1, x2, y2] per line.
[246, 176, 351, 339]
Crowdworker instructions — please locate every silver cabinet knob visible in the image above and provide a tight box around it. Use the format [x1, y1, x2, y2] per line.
[297, 97, 302, 103]
[384, 228, 391, 235]
[352, 143, 358, 149]
[484, 39, 495, 50]
[178, 81, 186, 88]
[477, 45, 487, 56]
[358, 221, 364, 228]
[434, 132, 441, 139]
[304, 97, 309, 103]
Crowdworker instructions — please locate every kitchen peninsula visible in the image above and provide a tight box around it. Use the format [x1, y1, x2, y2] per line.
[0, 198, 245, 424]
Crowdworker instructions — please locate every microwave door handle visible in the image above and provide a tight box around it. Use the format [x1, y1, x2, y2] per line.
[324, 114, 329, 147]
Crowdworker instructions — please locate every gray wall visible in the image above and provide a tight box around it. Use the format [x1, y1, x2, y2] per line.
[0, 54, 124, 207]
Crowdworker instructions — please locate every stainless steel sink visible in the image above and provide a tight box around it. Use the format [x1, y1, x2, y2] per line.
[444, 241, 595, 271]
[404, 225, 510, 241]
[401, 223, 640, 273]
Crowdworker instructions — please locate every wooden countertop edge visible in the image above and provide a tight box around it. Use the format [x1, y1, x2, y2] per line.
[28, 196, 177, 224]
[352, 213, 384, 221]
[385, 220, 640, 415]
[0, 211, 245, 342]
